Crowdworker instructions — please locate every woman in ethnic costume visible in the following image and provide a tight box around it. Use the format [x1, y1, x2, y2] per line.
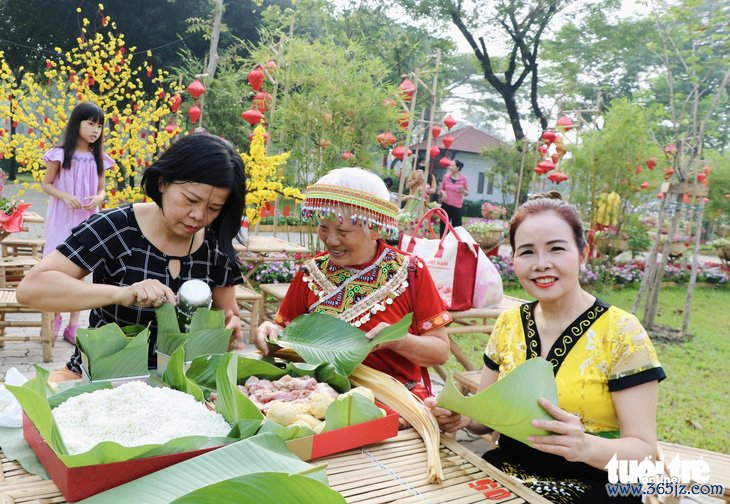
[254, 168, 450, 399]
[427, 192, 665, 503]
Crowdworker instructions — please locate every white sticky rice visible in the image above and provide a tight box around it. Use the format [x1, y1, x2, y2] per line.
[52, 381, 230, 455]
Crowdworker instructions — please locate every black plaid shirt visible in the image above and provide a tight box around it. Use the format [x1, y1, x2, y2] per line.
[58, 204, 242, 372]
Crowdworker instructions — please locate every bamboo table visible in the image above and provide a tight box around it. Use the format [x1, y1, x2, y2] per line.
[0, 429, 549, 503]
[234, 235, 309, 289]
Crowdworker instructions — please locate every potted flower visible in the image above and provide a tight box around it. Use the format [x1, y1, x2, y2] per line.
[0, 171, 31, 237]
[481, 202, 507, 220]
[465, 218, 506, 250]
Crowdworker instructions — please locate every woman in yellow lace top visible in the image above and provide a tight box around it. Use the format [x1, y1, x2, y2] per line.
[427, 192, 665, 503]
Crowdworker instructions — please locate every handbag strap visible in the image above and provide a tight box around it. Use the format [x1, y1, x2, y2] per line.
[407, 256, 432, 397]
[404, 207, 464, 254]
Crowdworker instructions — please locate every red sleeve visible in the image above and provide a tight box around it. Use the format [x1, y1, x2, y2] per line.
[274, 268, 310, 326]
[411, 256, 451, 334]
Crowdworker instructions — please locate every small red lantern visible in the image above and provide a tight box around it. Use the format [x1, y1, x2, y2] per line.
[431, 125, 442, 138]
[341, 151, 355, 160]
[241, 108, 264, 126]
[703, 165, 711, 174]
[443, 114, 457, 130]
[663, 167, 674, 179]
[392, 146, 406, 161]
[551, 153, 560, 165]
[537, 160, 555, 173]
[534, 165, 546, 175]
[252, 92, 271, 113]
[556, 115, 574, 131]
[439, 157, 452, 168]
[542, 130, 557, 143]
[442, 134, 455, 149]
[664, 143, 677, 156]
[187, 105, 202, 123]
[640, 182, 650, 189]
[376, 132, 396, 148]
[170, 94, 182, 113]
[646, 157, 657, 170]
[537, 144, 548, 156]
[697, 172, 707, 183]
[397, 113, 410, 129]
[164, 123, 179, 134]
[283, 205, 291, 217]
[248, 66, 264, 92]
[399, 79, 416, 101]
[265, 60, 277, 71]
[548, 171, 569, 184]
[187, 79, 206, 99]
[682, 194, 690, 204]
[429, 145, 441, 159]
[657, 193, 664, 200]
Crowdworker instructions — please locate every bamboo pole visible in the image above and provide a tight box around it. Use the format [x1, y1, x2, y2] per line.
[396, 68, 421, 203]
[682, 198, 705, 336]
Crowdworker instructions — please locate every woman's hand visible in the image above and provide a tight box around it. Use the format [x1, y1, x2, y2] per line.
[254, 321, 283, 355]
[62, 194, 83, 210]
[528, 397, 589, 463]
[224, 310, 242, 350]
[117, 279, 176, 308]
[424, 397, 471, 433]
[364, 322, 403, 351]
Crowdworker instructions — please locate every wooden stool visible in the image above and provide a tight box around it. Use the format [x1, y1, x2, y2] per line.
[259, 283, 291, 321]
[0, 256, 39, 288]
[1, 237, 45, 258]
[234, 285, 263, 343]
[0, 289, 54, 362]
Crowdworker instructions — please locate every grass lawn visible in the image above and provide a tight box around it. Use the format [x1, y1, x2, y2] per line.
[442, 284, 730, 454]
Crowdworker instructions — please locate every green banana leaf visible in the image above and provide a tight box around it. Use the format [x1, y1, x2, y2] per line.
[161, 347, 204, 402]
[169, 472, 345, 504]
[436, 358, 558, 446]
[77, 433, 332, 504]
[323, 393, 384, 432]
[272, 312, 412, 377]
[214, 353, 264, 425]
[258, 419, 315, 441]
[76, 324, 150, 380]
[156, 303, 231, 358]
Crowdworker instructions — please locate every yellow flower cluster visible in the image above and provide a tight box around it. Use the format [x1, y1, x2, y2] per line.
[241, 125, 301, 224]
[0, 4, 181, 208]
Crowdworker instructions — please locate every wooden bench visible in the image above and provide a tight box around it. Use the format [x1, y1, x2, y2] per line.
[0, 256, 39, 288]
[259, 282, 291, 321]
[234, 285, 263, 342]
[1, 237, 45, 258]
[432, 295, 525, 384]
[0, 288, 54, 362]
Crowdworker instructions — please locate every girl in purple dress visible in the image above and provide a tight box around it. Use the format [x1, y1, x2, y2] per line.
[41, 102, 114, 344]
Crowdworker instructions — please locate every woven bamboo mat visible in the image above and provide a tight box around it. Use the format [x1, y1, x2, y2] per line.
[0, 429, 548, 503]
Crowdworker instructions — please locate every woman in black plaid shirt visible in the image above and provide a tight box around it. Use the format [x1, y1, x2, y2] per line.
[17, 132, 246, 376]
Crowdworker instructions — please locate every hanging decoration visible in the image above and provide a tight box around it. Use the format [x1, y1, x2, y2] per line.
[376, 132, 396, 148]
[170, 94, 182, 113]
[443, 114, 456, 130]
[187, 105, 202, 124]
[252, 92, 272, 113]
[442, 134, 455, 149]
[399, 78, 416, 101]
[541, 130, 557, 143]
[248, 66, 264, 92]
[438, 157, 452, 168]
[242, 109, 265, 126]
[392, 145, 411, 161]
[187, 80, 205, 100]
[556, 115, 574, 132]
[429, 145, 441, 159]
[341, 151, 355, 161]
[547, 171, 569, 184]
[431, 125, 442, 138]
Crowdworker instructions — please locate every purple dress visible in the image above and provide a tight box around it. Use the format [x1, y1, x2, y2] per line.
[42, 147, 115, 256]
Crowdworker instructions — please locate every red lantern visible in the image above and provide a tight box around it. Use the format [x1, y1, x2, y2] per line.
[682, 194, 691, 204]
[443, 114, 457, 130]
[640, 182, 650, 189]
[537, 144, 548, 156]
[376, 132, 396, 148]
[537, 160, 555, 173]
[252, 92, 271, 113]
[664, 143, 677, 156]
[241, 108, 264, 126]
[392, 145, 406, 161]
[703, 165, 711, 174]
[187, 104, 202, 123]
[399, 79, 416, 101]
[431, 125, 442, 138]
[556, 115, 574, 131]
[429, 145, 441, 159]
[265, 59, 278, 71]
[534, 165, 546, 175]
[341, 151, 355, 160]
[283, 205, 291, 217]
[657, 193, 664, 200]
[542, 130, 557, 143]
[551, 153, 560, 165]
[697, 172, 707, 183]
[164, 123, 179, 134]
[397, 113, 410, 129]
[170, 94, 182, 113]
[439, 157, 452, 168]
[248, 66, 264, 92]
[646, 157, 657, 170]
[442, 134, 455, 149]
[249, 131, 270, 144]
[187, 79, 205, 99]
[548, 171, 569, 184]
[663, 167, 674, 179]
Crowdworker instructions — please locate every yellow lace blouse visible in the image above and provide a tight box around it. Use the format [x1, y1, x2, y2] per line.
[484, 300, 665, 436]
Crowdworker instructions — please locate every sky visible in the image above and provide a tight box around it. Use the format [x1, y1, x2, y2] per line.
[443, 0, 652, 142]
